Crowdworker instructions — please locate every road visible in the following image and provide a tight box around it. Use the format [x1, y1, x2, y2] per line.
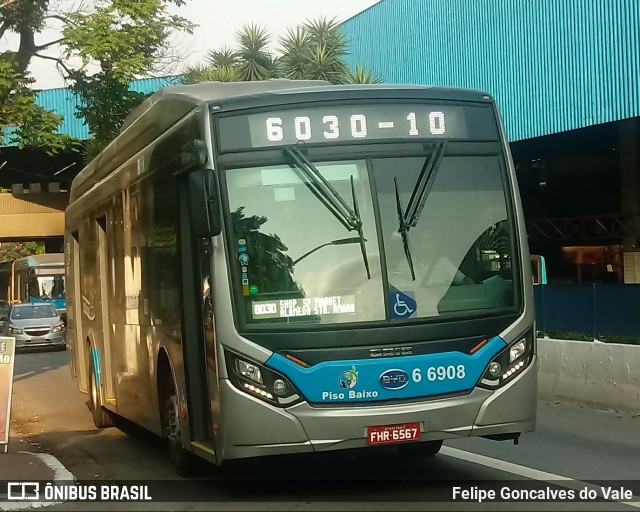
[5, 349, 640, 511]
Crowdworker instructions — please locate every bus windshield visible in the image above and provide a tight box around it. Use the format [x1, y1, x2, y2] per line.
[28, 275, 66, 299]
[224, 148, 517, 327]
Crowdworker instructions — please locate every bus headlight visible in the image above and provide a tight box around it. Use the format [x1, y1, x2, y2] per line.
[225, 350, 301, 407]
[509, 339, 526, 363]
[479, 330, 534, 389]
[235, 359, 263, 384]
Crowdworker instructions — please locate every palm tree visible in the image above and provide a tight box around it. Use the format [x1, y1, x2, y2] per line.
[235, 23, 277, 81]
[183, 64, 238, 84]
[278, 27, 309, 80]
[304, 17, 348, 59]
[279, 17, 348, 84]
[183, 17, 382, 86]
[205, 47, 238, 68]
[346, 64, 383, 84]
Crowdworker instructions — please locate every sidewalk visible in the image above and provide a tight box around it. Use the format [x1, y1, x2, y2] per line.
[0, 438, 61, 482]
[1, 436, 74, 504]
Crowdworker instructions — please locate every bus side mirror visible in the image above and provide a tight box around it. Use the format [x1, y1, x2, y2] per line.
[188, 168, 221, 238]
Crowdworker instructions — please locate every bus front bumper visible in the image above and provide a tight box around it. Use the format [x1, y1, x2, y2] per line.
[219, 356, 537, 461]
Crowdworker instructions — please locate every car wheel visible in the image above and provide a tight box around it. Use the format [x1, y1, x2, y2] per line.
[88, 356, 114, 429]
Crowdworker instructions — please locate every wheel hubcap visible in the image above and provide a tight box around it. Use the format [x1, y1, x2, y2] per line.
[167, 395, 181, 442]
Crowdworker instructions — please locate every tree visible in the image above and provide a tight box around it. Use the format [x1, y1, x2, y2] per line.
[1, 0, 193, 159]
[0, 0, 76, 152]
[0, 241, 44, 263]
[346, 64, 383, 85]
[289, 17, 348, 84]
[63, 0, 194, 159]
[184, 17, 381, 86]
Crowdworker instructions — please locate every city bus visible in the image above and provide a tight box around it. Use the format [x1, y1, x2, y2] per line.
[0, 254, 66, 316]
[531, 255, 547, 285]
[65, 80, 536, 474]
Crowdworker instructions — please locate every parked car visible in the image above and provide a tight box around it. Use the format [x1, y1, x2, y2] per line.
[0, 302, 66, 351]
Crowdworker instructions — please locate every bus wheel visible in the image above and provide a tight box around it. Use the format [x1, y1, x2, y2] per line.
[88, 357, 114, 429]
[162, 381, 197, 477]
[398, 439, 443, 457]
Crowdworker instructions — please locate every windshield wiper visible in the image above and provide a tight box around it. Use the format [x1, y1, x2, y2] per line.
[394, 142, 447, 281]
[293, 236, 365, 266]
[284, 146, 371, 279]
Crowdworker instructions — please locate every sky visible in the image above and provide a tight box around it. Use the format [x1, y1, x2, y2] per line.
[5, 0, 380, 90]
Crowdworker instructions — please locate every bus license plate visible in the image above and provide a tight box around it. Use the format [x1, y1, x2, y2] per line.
[366, 422, 421, 445]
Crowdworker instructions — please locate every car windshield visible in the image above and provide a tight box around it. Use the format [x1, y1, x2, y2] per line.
[223, 150, 516, 327]
[11, 305, 57, 319]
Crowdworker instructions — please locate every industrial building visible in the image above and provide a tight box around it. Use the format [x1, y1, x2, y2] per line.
[342, 0, 640, 285]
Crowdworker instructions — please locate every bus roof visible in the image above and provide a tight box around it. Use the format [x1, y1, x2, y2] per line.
[12, 253, 64, 271]
[69, 80, 494, 203]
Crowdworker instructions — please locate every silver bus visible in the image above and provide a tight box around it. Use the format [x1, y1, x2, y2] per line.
[65, 81, 536, 474]
[0, 254, 66, 316]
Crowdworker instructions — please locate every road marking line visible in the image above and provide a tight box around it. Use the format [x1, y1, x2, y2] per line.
[442, 446, 640, 509]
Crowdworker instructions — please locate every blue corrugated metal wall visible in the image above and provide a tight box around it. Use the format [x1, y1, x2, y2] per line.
[342, 0, 640, 141]
[34, 76, 181, 141]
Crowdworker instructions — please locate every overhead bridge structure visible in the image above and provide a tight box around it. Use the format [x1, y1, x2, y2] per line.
[0, 192, 69, 244]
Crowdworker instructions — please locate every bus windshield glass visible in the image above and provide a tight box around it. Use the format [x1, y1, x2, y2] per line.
[223, 148, 516, 327]
[28, 275, 66, 299]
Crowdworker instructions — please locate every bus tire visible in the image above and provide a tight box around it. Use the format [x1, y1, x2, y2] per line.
[161, 379, 198, 477]
[88, 356, 114, 429]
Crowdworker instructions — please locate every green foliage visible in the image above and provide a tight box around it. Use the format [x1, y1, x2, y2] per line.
[183, 64, 239, 84]
[206, 47, 239, 68]
[235, 24, 277, 81]
[185, 16, 382, 86]
[69, 69, 150, 159]
[294, 17, 348, 83]
[0, 0, 78, 153]
[63, 0, 194, 83]
[346, 64, 383, 84]
[0, 241, 45, 263]
[63, 0, 195, 159]
[0, 57, 76, 153]
[278, 27, 310, 80]
[0, 0, 48, 32]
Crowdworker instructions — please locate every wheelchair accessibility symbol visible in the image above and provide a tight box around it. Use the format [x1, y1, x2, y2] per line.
[390, 291, 417, 319]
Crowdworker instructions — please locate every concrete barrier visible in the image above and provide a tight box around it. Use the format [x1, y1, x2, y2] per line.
[537, 337, 640, 413]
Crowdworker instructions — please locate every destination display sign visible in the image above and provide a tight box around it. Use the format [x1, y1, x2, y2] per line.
[252, 295, 356, 320]
[0, 336, 16, 453]
[218, 103, 498, 151]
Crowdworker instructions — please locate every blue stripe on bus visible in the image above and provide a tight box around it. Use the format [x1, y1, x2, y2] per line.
[28, 296, 66, 311]
[90, 347, 101, 388]
[266, 336, 506, 404]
